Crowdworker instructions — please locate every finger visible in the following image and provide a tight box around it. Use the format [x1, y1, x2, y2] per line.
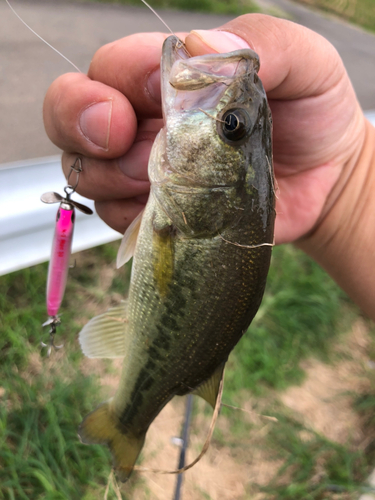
[62, 153, 150, 202]
[61, 119, 162, 200]
[273, 161, 342, 244]
[44, 73, 137, 158]
[185, 15, 346, 100]
[95, 198, 146, 234]
[88, 32, 169, 118]
[44, 32, 184, 158]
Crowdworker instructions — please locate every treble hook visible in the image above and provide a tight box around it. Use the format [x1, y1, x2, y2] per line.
[41, 316, 63, 357]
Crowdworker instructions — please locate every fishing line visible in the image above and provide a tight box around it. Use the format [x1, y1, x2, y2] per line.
[133, 370, 225, 476]
[132, 379, 278, 478]
[140, 0, 174, 35]
[5, 0, 82, 73]
[104, 470, 122, 500]
[221, 403, 278, 422]
[140, 0, 190, 57]
[266, 154, 279, 199]
[219, 234, 275, 249]
[198, 108, 226, 123]
[5, 0, 180, 72]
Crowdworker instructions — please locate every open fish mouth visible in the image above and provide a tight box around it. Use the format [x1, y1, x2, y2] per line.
[150, 35, 268, 195]
[161, 35, 261, 118]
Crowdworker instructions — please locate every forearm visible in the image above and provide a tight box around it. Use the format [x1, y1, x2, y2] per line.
[297, 118, 375, 320]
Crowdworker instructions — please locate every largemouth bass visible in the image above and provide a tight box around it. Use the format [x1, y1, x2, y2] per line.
[78, 35, 275, 482]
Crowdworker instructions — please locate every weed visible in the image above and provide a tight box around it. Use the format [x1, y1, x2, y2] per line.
[90, 0, 260, 16]
[0, 243, 128, 499]
[0, 367, 112, 499]
[87, 0, 375, 31]
[260, 409, 372, 499]
[297, 0, 375, 33]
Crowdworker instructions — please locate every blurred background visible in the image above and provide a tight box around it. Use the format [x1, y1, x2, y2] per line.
[1, 0, 375, 499]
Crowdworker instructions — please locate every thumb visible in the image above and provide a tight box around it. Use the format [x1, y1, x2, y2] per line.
[185, 14, 345, 100]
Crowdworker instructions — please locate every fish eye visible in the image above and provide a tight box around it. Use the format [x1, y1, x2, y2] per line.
[220, 109, 250, 142]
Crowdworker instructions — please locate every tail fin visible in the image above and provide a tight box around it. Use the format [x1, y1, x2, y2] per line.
[78, 402, 145, 482]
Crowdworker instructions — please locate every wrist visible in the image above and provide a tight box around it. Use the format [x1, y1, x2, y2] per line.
[297, 116, 375, 320]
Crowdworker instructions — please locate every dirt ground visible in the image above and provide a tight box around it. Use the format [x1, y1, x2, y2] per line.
[78, 319, 375, 500]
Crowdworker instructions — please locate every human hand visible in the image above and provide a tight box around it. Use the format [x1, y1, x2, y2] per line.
[186, 17, 366, 245]
[43, 32, 168, 232]
[43, 15, 366, 247]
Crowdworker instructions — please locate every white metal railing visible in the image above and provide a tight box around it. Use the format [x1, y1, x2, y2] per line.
[0, 155, 121, 275]
[1, 111, 374, 276]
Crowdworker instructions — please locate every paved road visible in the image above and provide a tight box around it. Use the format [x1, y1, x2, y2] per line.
[0, 0, 374, 163]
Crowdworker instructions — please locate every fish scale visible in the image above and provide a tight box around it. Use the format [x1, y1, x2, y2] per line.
[78, 34, 275, 482]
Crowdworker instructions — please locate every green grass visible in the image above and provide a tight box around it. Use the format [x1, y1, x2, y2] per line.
[86, 0, 375, 32]
[1, 242, 374, 498]
[89, 0, 260, 16]
[353, 337, 375, 456]
[258, 408, 375, 499]
[0, 368, 112, 499]
[0, 244, 135, 499]
[0, 263, 48, 369]
[225, 245, 350, 398]
[296, 0, 375, 33]
[210, 395, 375, 499]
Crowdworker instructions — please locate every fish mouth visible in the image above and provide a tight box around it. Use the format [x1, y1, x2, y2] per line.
[160, 35, 260, 117]
[161, 35, 189, 81]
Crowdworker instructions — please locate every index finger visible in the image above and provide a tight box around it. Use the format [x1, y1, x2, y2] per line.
[87, 32, 169, 118]
[43, 33, 177, 158]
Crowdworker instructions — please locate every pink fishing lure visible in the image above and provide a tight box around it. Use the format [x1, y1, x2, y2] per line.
[41, 158, 92, 355]
[46, 203, 75, 317]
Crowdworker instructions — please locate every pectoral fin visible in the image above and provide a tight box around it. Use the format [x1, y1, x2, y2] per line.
[79, 304, 129, 358]
[116, 209, 144, 269]
[79, 401, 145, 482]
[193, 362, 225, 409]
